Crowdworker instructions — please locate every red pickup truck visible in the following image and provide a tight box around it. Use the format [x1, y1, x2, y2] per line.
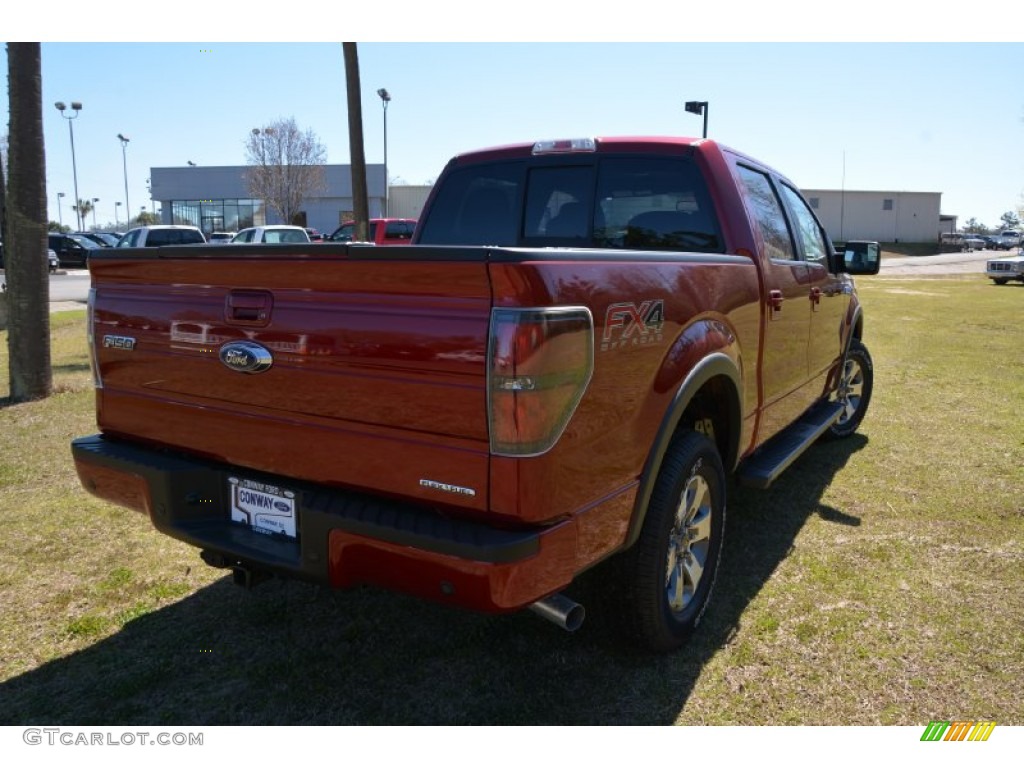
[324, 217, 416, 245]
[72, 136, 879, 651]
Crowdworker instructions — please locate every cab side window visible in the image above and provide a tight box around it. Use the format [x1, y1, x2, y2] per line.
[384, 221, 413, 240]
[779, 184, 828, 266]
[736, 165, 796, 261]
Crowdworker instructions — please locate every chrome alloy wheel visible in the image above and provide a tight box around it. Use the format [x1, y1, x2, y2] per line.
[665, 473, 713, 613]
[834, 355, 866, 426]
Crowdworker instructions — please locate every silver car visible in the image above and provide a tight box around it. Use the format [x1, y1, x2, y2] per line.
[962, 234, 986, 252]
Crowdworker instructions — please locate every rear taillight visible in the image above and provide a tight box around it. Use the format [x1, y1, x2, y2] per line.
[487, 307, 594, 457]
[87, 287, 102, 389]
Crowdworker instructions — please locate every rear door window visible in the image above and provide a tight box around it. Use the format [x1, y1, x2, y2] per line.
[117, 230, 140, 248]
[778, 184, 828, 265]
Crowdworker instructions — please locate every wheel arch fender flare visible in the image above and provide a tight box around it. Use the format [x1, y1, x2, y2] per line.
[624, 352, 743, 550]
[840, 303, 865, 369]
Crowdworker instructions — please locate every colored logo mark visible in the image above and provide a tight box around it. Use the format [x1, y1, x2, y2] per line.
[920, 721, 996, 742]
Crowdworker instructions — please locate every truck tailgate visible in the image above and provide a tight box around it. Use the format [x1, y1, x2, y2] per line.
[89, 246, 493, 513]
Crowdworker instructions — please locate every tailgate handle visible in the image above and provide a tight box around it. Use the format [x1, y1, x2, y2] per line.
[226, 290, 273, 326]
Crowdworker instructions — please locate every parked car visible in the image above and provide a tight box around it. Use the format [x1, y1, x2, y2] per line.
[986, 253, 1024, 284]
[961, 234, 986, 252]
[0, 242, 60, 273]
[325, 218, 417, 246]
[74, 231, 120, 248]
[231, 225, 310, 244]
[304, 228, 323, 241]
[994, 230, 1022, 250]
[207, 232, 237, 244]
[978, 235, 1000, 249]
[48, 232, 102, 267]
[117, 226, 206, 248]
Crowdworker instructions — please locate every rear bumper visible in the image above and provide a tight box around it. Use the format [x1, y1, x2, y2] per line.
[71, 434, 579, 612]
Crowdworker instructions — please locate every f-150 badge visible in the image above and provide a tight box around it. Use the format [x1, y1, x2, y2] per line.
[102, 335, 136, 351]
[219, 341, 273, 373]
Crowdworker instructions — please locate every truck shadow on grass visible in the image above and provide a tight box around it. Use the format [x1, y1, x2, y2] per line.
[0, 435, 866, 726]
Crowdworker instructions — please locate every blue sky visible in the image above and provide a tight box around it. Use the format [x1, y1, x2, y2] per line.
[4, 16, 1023, 232]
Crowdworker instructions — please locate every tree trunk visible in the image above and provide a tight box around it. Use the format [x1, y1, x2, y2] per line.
[5, 42, 52, 401]
[342, 42, 369, 242]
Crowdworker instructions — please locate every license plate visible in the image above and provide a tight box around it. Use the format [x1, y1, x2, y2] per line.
[228, 476, 297, 539]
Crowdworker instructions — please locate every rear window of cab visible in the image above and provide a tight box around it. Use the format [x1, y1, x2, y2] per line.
[417, 156, 723, 253]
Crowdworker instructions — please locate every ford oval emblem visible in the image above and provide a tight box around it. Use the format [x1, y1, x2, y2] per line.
[219, 341, 273, 374]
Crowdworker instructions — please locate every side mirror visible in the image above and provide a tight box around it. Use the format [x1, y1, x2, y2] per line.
[841, 240, 880, 275]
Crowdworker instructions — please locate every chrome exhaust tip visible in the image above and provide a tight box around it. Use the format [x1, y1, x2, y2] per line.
[528, 593, 585, 632]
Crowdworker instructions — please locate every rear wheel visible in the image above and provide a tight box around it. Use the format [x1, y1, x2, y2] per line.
[993, 278, 1008, 285]
[611, 432, 726, 652]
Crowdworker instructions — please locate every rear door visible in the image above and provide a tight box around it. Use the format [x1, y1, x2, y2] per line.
[734, 164, 816, 441]
[776, 183, 848, 391]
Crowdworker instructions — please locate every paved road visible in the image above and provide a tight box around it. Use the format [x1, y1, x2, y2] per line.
[878, 249, 999, 276]
[48, 270, 91, 302]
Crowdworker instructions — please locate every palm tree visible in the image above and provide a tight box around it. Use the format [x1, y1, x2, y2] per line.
[342, 43, 369, 242]
[74, 198, 93, 229]
[4, 42, 52, 401]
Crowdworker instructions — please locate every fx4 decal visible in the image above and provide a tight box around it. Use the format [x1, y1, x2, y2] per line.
[602, 300, 665, 352]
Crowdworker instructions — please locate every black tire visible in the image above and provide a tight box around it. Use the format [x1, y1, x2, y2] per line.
[993, 278, 1008, 285]
[826, 338, 873, 439]
[611, 432, 726, 652]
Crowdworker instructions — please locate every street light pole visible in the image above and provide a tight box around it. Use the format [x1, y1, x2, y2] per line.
[92, 198, 99, 228]
[57, 192, 65, 228]
[116, 201, 122, 228]
[55, 101, 84, 230]
[684, 100, 709, 139]
[117, 133, 131, 228]
[377, 88, 391, 217]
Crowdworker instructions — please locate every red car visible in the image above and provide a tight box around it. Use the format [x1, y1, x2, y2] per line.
[325, 218, 416, 245]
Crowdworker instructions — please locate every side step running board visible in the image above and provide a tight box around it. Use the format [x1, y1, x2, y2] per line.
[737, 400, 844, 489]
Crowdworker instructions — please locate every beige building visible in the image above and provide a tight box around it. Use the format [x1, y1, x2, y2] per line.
[802, 189, 943, 244]
[388, 185, 433, 220]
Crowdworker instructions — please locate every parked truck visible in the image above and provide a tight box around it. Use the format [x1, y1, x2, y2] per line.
[994, 230, 1021, 250]
[72, 136, 879, 651]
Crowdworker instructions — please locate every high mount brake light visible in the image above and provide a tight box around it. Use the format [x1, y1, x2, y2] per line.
[532, 138, 597, 155]
[487, 307, 594, 457]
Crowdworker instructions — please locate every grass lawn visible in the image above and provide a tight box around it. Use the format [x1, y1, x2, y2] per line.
[0, 277, 1021, 725]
